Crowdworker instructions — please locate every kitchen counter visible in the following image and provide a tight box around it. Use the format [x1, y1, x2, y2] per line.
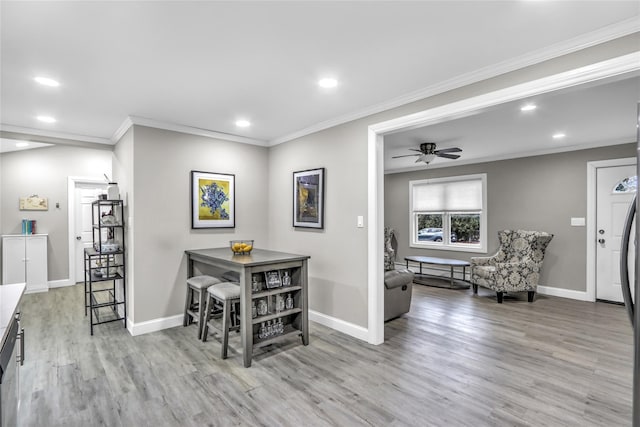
[1, 283, 25, 348]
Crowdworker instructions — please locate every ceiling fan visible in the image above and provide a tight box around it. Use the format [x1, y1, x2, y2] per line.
[392, 142, 462, 164]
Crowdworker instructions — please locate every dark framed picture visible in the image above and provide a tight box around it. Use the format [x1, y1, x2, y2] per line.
[191, 171, 235, 229]
[293, 167, 325, 229]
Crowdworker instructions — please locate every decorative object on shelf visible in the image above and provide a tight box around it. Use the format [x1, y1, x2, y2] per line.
[293, 168, 325, 229]
[276, 294, 285, 312]
[285, 293, 294, 310]
[251, 274, 261, 292]
[251, 301, 257, 318]
[257, 299, 268, 316]
[281, 270, 292, 287]
[107, 182, 119, 200]
[19, 195, 48, 211]
[264, 270, 282, 289]
[230, 240, 253, 255]
[191, 170, 235, 229]
[21, 219, 36, 234]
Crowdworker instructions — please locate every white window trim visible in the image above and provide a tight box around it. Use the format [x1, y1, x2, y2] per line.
[409, 173, 488, 253]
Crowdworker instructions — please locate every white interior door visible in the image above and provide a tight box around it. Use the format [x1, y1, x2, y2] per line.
[596, 165, 636, 302]
[74, 185, 106, 283]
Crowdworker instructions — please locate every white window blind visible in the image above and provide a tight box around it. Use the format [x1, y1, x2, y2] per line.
[412, 178, 482, 211]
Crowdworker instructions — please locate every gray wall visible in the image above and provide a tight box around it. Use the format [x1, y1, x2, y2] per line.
[0, 145, 112, 281]
[268, 124, 370, 327]
[121, 125, 269, 323]
[385, 144, 636, 291]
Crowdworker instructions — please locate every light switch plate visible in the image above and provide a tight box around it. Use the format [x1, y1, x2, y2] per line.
[571, 217, 585, 226]
[357, 216, 364, 228]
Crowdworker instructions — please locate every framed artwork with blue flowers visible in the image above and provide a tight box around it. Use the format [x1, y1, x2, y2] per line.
[191, 171, 235, 228]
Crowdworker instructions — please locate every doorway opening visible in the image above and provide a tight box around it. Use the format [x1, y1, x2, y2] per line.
[367, 53, 640, 344]
[67, 177, 107, 285]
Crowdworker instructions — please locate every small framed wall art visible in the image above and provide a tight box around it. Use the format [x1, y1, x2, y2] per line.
[191, 171, 235, 229]
[293, 167, 324, 229]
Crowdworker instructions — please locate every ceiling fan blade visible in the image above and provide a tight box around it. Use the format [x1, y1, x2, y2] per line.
[408, 148, 423, 153]
[437, 153, 461, 160]
[391, 154, 421, 159]
[435, 147, 462, 154]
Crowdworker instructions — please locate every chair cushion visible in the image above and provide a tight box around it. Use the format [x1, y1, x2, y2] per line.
[208, 282, 240, 300]
[187, 275, 222, 289]
[384, 269, 414, 289]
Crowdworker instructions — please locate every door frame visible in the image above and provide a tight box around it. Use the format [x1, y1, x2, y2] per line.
[367, 52, 640, 344]
[587, 157, 637, 302]
[67, 176, 107, 285]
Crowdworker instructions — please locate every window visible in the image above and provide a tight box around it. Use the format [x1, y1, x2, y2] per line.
[410, 174, 487, 252]
[613, 175, 637, 193]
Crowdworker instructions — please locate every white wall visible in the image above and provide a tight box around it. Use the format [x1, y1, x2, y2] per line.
[0, 145, 112, 281]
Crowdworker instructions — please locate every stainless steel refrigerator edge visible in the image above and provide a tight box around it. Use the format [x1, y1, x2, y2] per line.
[621, 102, 640, 426]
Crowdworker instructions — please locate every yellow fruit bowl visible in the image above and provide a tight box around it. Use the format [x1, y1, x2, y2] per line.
[230, 240, 254, 255]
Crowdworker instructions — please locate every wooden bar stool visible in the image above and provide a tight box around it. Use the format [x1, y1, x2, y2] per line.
[201, 282, 240, 359]
[183, 275, 221, 339]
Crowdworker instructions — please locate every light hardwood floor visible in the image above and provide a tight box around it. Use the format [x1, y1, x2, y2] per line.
[17, 283, 633, 426]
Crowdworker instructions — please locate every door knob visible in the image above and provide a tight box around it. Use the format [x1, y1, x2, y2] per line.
[598, 238, 605, 244]
[76, 236, 82, 240]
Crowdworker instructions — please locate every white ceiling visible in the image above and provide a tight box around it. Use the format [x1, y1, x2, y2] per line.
[1, 1, 639, 153]
[384, 73, 640, 172]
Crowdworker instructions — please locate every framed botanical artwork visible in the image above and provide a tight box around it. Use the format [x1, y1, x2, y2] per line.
[293, 167, 324, 229]
[191, 171, 235, 228]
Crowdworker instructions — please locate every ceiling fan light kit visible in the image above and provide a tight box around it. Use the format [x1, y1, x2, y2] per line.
[392, 142, 462, 165]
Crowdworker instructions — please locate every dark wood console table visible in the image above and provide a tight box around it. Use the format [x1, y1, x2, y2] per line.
[404, 255, 470, 289]
[185, 247, 310, 367]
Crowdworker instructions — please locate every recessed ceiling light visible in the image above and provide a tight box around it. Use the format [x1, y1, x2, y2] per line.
[235, 119, 251, 128]
[318, 78, 338, 88]
[37, 115, 56, 123]
[34, 76, 60, 87]
[15, 142, 29, 148]
[520, 104, 537, 112]
[552, 132, 566, 139]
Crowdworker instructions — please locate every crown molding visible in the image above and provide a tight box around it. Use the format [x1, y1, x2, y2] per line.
[111, 116, 134, 143]
[113, 115, 269, 147]
[0, 124, 112, 146]
[270, 19, 640, 146]
[372, 51, 640, 136]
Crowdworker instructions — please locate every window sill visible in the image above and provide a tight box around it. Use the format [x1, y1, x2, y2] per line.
[410, 242, 487, 254]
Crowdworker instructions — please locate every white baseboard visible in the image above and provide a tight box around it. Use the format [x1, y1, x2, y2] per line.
[24, 283, 48, 294]
[128, 313, 183, 336]
[537, 285, 590, 301]
[49, 279, 73, 289]
[309, 310, 369, 342]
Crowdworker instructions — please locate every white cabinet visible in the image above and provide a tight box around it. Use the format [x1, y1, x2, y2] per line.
[2, 235, 48, 293]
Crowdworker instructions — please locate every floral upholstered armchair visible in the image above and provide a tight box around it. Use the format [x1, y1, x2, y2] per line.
[383, 227, 414, 320]
[470, 230, 553, 303]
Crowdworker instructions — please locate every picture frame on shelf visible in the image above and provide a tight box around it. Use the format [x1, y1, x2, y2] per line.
[264, 270, 282, 289]
[191, 170, 235, 229]
[293, 167, 324, 229]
